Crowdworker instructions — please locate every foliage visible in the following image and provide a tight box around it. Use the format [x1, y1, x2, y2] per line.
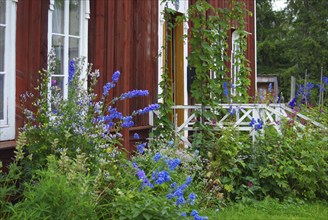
[9, 154, 97, 220]
[2, 53, 210, 219]
[188, 0, 250, 106]
[97, 140, 208, 219]
[20, 50, 159, 173]
[257, 0, 328, 99]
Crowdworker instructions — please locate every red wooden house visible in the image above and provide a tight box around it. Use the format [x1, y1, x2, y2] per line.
[0, 0, 256, 165]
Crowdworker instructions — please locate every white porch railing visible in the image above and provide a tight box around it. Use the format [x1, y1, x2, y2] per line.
[150, 104, 326, 147]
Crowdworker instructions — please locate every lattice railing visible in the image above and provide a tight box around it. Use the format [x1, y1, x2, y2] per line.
[149, 104, 326, 147]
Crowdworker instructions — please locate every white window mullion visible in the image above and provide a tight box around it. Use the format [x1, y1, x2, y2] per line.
[48, 0, 89, 99]
[0, 0, 16, 141]
[63, 0, 69, 99]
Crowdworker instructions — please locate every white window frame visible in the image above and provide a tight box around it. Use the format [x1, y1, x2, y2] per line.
[231, 30, 240, 96]
[0, 0, 17, 141]
[48, 0, 89, 99]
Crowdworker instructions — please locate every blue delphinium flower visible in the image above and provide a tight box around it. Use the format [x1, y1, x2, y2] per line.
[153, 152, 161, 162]
[228, 105, 236, 115]
[103, 82, 115, 95]
[289, 98, 297, 109]
[185, 176, 192, 185]
[223, 82, 229, 98]
[190, 210, 208, 220]
[190, 210, 198, 217]
[68, 60, 75, 85]
[153, 170, 170, 184]
[120, 90, 149, 100]
[137, 104, 160, 115]
[136, 142, 146, 154]
[112, 70, 120, 82]
[107, 107, 123, 120]
[121, 116, 134, 128]
[259, 88, 264, 101]
[176, 196, 185, 205]
[166, 158, 180, 171]
[323, 76, 328, 85]
[133, 133, 140, 139]
[171, 182, 177, 188]
[249, 118, 263, 131]
[168, 140, 174, 147]
[136, 169, 153, 189]
[268, 83, 272, 93]
[181, 212, 187, 217]
[188, 193, 196, 205]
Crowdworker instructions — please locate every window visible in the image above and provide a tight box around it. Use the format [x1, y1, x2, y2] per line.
[231, 30, 240, 96]
[0, 0, 17, 141]
[48, 0, 89, 98]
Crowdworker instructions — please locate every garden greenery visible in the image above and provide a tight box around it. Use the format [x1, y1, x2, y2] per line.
[0, 52, 209, 219]
[0, 1, 327, 219]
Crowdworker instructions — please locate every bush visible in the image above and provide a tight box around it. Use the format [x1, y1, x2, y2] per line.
[10, 155, 97, 220]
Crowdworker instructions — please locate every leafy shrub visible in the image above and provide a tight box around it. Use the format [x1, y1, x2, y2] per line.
[10, 155, 97, 220]
[196, 118, 328, 204]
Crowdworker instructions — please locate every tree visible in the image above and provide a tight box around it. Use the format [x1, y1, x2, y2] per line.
[257, 0, 328, 99]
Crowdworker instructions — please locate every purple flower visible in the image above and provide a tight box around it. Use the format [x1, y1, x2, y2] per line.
[259, 88, 264, 101]
[134, 133, 140, 139]
[51, 79, 57, 86]
[120, 90, 149, 100]
[112, 70, 120, 83]
[136, 142, 147, 154]
[153, 152, 161, 162]
[68, 60, 75, 85]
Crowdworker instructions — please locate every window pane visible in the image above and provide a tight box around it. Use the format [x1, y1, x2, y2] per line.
[69, 0, 80, 36]
[0, 26, 4, 72]
[52, 35, 65, 75]
[53, 0, 64, 34]
[0, 74, 3, 120]
[69, 37, 79, 61]
[0, 0, 5, 24]
[51, 76, 64, 97]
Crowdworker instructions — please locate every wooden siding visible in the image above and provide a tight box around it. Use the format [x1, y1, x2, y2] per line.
[16, 0, 49, 137]
[88, 0, 159, 150]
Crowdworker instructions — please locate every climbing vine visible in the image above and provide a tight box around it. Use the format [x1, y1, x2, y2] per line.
[154, 0, 251, 145]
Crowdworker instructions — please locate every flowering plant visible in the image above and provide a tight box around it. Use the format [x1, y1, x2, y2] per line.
[20, 51, 159, 171]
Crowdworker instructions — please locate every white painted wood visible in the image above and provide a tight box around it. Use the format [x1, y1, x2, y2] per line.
[0, 0, 17, 141]
[151, 103, 327, 145]
[48, 0, 89, 99]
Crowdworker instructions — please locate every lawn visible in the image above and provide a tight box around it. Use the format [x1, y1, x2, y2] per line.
[205, 199, 328, 220]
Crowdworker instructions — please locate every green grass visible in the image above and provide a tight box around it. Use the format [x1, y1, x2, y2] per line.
[203, 198, 328, 220]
